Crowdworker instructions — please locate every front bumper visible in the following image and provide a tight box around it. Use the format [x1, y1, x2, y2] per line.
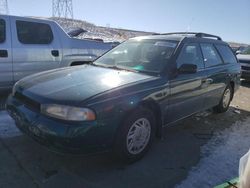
[6, 95, 116, 155]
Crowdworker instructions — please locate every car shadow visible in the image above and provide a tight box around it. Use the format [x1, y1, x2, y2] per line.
[1, 106, 250, 188]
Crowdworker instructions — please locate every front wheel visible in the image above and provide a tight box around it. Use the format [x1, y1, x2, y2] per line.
[114, 107, 155, 163]
[213, 85, 233, 113]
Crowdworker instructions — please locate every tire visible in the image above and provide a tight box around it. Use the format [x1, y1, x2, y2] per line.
[213, 85, 233, 113]
[114, 107, 156, 163]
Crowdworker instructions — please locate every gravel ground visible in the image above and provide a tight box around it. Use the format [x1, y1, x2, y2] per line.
[0, 80, 250, 188]
[176, 118, 250, 188]
[176, 80, 250, 187]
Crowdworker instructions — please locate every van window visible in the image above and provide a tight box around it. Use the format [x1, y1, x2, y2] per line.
[215, 44, 238, 64]
[177, 43, 204, 70]
[200, 43, 223, 67]
[16, 20, 53, 44]
[0, 19, 6, 43]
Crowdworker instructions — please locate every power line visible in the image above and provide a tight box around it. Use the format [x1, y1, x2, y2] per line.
[52, 0, 73, 19]
[0, 0, 9, 15]
[52, 0, 74, 29]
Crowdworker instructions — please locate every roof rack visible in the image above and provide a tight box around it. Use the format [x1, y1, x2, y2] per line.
[160, 32, 222, 41]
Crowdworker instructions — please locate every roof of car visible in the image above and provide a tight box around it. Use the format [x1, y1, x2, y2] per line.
[131, 35, 185, 41]
[131, 32, 228, 45]
[0, 14, 54, 23]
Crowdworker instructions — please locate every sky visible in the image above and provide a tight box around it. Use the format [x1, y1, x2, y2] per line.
[7, 0, 250, 44]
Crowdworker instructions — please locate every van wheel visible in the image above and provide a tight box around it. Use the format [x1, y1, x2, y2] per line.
[114, 107, 155, 163]
[213, 85, 233, 113]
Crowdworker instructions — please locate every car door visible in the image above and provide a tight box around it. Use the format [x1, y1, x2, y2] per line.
[10, 17, 62, 82]
[167, 42, 207, 124]
[0, 16, 13, 92]
[200, 43, 227, 108]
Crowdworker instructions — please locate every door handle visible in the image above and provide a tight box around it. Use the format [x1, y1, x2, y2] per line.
[202, 78, 213, 84]
[51, 50, 59, 57]
[0, 50, 8, 58]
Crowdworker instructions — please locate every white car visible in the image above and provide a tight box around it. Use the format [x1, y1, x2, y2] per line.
[0, 15, 113, 92]
[237, 46, 250, 81]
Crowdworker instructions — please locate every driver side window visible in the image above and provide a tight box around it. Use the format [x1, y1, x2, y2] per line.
[0, 19, 6, 43]
[177, 43, 204, 70]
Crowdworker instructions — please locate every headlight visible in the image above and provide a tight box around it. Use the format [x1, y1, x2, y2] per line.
[41, 104, 96, 121]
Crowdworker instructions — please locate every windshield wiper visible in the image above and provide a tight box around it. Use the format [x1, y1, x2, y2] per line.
[91, 63, 109, 68]
[107, 65, 125, 70]
[92, 63, 138, 73]
[108, 65, 139, 73]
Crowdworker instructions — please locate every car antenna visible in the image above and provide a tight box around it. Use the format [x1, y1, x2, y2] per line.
[185, 17, 194, 34]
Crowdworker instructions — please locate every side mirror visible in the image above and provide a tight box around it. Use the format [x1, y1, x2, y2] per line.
[178, 64, 197, 74]
[235, 50, 241, 55]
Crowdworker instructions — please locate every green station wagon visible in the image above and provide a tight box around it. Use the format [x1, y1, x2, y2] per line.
[7, 32, 241, 162]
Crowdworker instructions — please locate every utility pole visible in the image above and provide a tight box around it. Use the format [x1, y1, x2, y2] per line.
[52, 0, 73, 29]
[0, 0, 9, 15]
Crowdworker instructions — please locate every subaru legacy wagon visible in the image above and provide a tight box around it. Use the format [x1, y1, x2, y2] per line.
[7, 32, 241, 162]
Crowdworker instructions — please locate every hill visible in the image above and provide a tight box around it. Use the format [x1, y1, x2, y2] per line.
[51, 17, 153, 42]
[50, 17, 249, 47]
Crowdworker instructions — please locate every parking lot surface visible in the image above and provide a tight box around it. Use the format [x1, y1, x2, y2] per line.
[0, 81, 250, 188]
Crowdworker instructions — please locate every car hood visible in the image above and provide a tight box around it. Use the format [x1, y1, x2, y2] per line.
[17, 65, 154, 105]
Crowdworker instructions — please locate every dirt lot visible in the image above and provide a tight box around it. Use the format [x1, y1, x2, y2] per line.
[0, 81, 250, 188]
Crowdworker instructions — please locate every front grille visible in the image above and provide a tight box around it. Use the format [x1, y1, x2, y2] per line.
[14, 92, 40, 112]
[239, 60, 250, 64]
[242, 66, 250, 71]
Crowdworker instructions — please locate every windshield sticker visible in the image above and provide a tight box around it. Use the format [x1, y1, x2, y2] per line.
[133, 65, 144, 71]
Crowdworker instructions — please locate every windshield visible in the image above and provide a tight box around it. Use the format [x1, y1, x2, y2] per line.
[240, 46, 250, 55]
[94, 39, 178, 73]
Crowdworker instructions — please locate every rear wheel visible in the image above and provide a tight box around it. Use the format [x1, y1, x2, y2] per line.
[213, 85, 233, 113]
[114, 107, 155, 163]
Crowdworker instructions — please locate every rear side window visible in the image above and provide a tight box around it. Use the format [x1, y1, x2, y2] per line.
[16, 20, 53, 44]
[200, 43, 223, 67]
[177, 43, 204, 70]
[215, 44, 238, 64]
[0, 19, 6, 43]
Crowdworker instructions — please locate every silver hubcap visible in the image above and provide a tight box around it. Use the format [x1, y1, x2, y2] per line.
[222, 88, 231, 108]
[126, 118, 151, 155]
